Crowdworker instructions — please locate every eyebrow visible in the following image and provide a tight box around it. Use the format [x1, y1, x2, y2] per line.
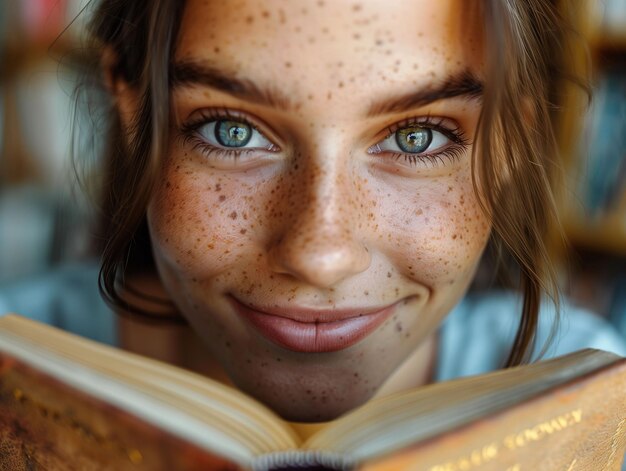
[366, 70, 484, 117]
[170, 61, 483, 115]
[170, 60, 293, 110]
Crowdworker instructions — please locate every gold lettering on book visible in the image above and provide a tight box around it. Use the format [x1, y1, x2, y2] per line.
[428, 443, 499, 471]
[604, 418, 626, 470]
[428, 409, 583, 471]
[503, 409, 582, 450]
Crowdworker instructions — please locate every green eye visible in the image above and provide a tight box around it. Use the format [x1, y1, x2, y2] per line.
[395, 126, 432, 153]
[215, 120, 252, 147]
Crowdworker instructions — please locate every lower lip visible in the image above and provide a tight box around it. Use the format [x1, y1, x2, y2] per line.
[231, 300, 397, 353]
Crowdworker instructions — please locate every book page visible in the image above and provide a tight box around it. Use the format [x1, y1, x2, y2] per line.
[0, 315, 301, 459]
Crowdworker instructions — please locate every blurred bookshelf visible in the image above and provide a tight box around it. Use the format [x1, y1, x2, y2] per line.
[557, 0, 626, 334]
[0, 0, 94, 282]
[560, 0, 626, 256]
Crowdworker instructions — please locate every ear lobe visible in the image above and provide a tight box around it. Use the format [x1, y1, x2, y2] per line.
[101, 46, 139, 131]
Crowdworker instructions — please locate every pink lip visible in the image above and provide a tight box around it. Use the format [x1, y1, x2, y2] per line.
[230, 298, 398, 353]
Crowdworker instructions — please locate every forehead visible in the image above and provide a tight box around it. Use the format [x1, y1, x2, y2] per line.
[175, 0, 484, 104]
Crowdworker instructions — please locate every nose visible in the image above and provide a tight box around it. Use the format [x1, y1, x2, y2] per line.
[268, 157, 371, 289]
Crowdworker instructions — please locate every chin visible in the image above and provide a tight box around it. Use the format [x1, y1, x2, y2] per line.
[270, 397, 368, 423]
[235, 379, 377, 423]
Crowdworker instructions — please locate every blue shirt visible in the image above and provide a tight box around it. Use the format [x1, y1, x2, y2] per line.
[437, 291, 626, 380]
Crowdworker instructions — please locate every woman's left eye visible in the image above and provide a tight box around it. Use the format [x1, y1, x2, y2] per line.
[371, 124, 453, 157]
[195, 119, 275, 151]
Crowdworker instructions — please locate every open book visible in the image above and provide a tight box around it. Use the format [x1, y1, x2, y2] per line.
[0, 314, 625, 471]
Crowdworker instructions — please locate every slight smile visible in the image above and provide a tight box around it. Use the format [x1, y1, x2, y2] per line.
[230, 297, 400, 353]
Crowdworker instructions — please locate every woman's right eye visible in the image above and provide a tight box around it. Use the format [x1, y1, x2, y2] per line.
[181, 113, 280, 161]
[195, 119, 276, 152]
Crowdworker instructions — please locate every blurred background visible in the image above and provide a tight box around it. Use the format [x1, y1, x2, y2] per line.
[0, 0, 94, 281]
[0, 1, 625, 338]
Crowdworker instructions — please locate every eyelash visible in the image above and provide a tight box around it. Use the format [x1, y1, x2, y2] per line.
[374, 116, 470, 167]
[180, 110, 471, 167]
[180, 108, 270, 160]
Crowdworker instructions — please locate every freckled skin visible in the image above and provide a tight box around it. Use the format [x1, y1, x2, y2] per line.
[145, 0, 489, 421]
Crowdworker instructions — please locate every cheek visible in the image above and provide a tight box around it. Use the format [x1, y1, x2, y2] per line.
[147, 160, 263, 276]
[371, 173, 490, 284]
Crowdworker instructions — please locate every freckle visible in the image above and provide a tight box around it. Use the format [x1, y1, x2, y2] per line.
[219, 195, 226, 202]
[327, 91, 332, 100]
[261, 10, 270, 18]
[352, 3, 362, 11]
[245, 15, 254, 24]
[215, 183, 221, 192]
[207, 243, 214, 250]
[213, 46, 220, 54]
[395, 322, 403, 332]
[278, 9, 286, 23]
[338, 81, 344, 88]
[285, 61, 292, 68]
[240, 228, 247, 234]
[364, 291, 369, 296]
[352, 33, 361, 40]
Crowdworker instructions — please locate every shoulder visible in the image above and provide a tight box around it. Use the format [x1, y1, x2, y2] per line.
[435, 290, 626, 381]
[0, 262, 116, 345]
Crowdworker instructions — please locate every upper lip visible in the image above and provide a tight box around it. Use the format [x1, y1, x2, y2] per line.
[230, 296, 399, 323]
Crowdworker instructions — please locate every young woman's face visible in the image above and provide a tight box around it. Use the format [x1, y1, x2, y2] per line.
[147, 0, 489, 421]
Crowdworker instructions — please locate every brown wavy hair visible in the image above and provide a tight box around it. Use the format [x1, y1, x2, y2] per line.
[78, 0, 588, 366]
